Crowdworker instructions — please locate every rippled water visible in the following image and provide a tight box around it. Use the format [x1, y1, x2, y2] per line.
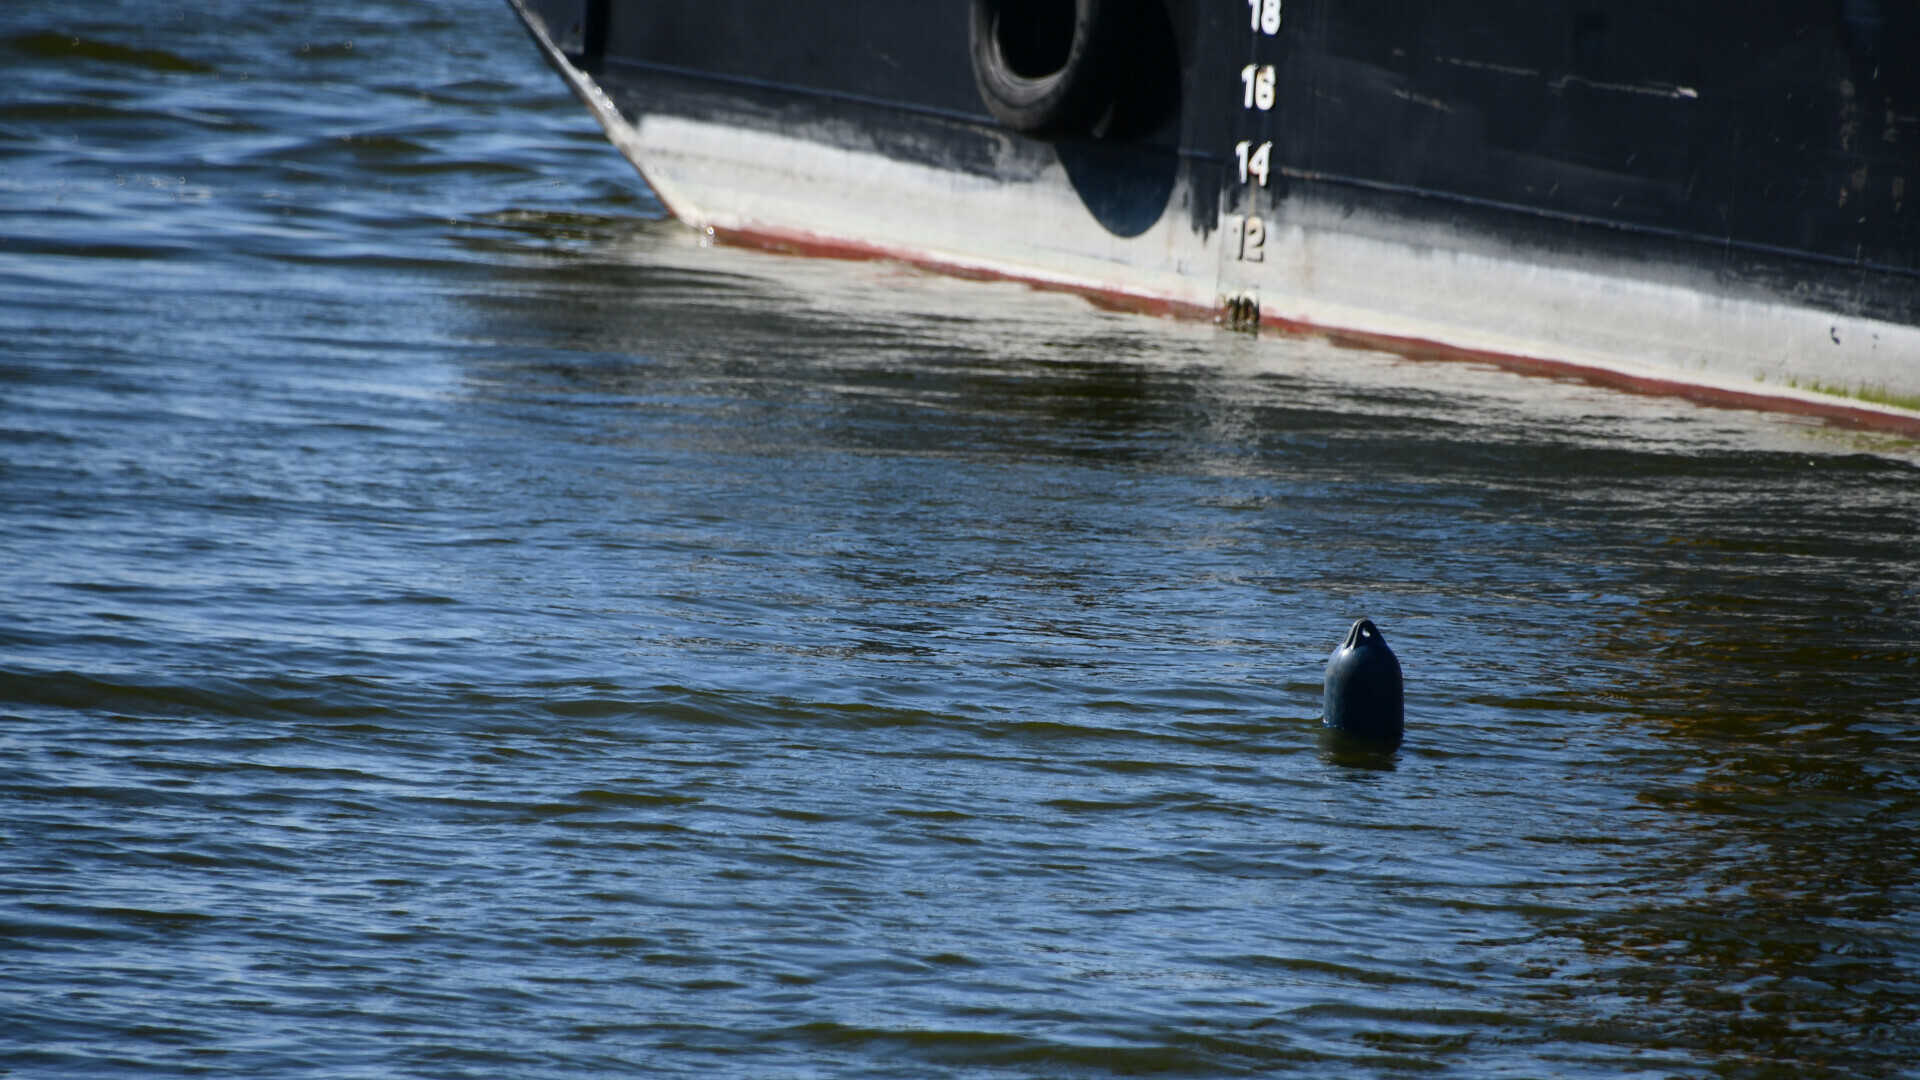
[4, 2, 1919, 1076]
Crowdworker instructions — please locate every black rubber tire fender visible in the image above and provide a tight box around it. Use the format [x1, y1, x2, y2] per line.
[969, 0, 1135, 138]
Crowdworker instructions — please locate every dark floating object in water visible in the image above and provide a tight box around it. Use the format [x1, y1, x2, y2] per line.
[1323, 618, 1404, 748]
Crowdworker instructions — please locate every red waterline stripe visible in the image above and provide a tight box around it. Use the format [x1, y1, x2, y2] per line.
[709, 221, 1920, 440]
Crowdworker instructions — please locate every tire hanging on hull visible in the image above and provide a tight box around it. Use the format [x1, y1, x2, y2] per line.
[969, 0, 1140, 138]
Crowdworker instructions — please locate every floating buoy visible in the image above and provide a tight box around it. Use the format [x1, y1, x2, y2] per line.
[1323, 618, 1404, 747]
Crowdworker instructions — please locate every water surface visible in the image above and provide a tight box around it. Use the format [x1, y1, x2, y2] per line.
[3, 2, 1918, 1076]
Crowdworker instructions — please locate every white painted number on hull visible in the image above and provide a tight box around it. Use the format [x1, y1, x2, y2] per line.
[1249, 0, 1281, 34]
[1241, 64, 1275, 110]
[1231, 2, 1280, 270]
[1228, 215, 1266, 261]
[1235, 140, 1272, 187]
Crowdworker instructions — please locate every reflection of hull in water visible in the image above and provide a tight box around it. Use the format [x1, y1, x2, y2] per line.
[506, 0, 1920, 434]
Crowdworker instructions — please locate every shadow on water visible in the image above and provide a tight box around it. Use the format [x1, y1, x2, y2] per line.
[1409, 456, 1920, 1073]
[1315, 728, 1401, 772]
[1546, 600, 1920, 1072]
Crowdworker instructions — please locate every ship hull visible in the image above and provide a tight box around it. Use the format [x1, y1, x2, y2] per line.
[508, 0, 1920, 433]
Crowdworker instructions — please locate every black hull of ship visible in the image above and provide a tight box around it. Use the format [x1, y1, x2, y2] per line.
[509, 0, 1920, 431]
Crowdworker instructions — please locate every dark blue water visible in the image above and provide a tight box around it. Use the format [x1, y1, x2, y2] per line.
[4, 2, 1919, 1076]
